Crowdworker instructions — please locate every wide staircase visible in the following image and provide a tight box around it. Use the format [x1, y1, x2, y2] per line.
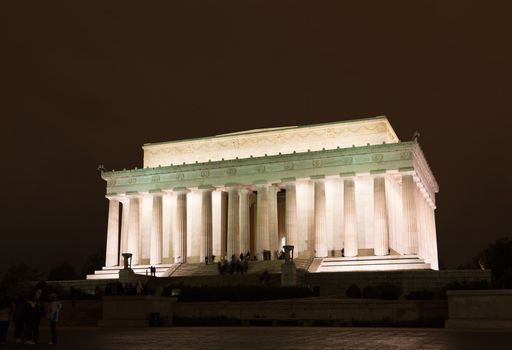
[86, 263, 181, 280]
[170, 258, 312, 277]
[309, 255, 430, 273]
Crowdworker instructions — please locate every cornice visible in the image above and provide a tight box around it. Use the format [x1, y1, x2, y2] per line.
[104, 142, 420, 195]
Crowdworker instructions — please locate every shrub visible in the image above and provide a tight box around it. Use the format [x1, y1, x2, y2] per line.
[362, 286, 380, 299]
[405, 290, 435, 300]
[345, 284, 362, 298]
[444, 279, 489, 291]
[362, 284, 402, 300]
[378, 284, 403, 300]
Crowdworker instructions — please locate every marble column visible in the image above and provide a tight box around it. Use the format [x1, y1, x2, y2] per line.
[284, 179, 298, 249]
[119, 198, 130, 265]
[161, 191, 173, 262]
[212, 190, 227, 259]
[255, 183, 269, 259]
[239, 188, 251, 255]
[150, 193, 163, 265]
[199, 186, 213, 263]
[373, 176, 390, 256]
[343, 178, 358, 257]
[105, 197, 120, 267]
[328, 177, 344, 256]
[313, 177, 328, 257]
[173, 188, 188, 263]
[127, 195, 141, 265]
[227, 186, 240, 258]
[427, 205, 439, 270]
[295, 180, 311, 257]
[139, 193, 153, 262]
[402, 174, 418, 255]
[268, 185, 280, 258]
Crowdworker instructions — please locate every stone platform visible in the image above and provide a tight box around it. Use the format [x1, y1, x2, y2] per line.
[87, 263, 181, 280]
[310, 254, 430, 273]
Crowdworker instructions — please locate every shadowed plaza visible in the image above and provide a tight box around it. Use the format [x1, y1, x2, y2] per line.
[3, 327, 512, 350]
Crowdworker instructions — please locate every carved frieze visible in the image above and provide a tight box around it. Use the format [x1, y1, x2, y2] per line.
[401, 152, 412, 160]
[372, 154, 384, 162]
[312, 159, 323, 168]
[256, 165, 266, 173]
[200, 169, 210, 178]
[284, 162, 294, 171]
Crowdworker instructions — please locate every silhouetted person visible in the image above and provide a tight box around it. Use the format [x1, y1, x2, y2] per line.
[24, 289, 42, 345]
[70, 287, 77, 307]
[260, 269, 270, 286]
[136, 282, 143, 296]
[0, 293, 10, 345]
[94, 285, 102, 302]
[47, 293, 62, 345]
[13, 294, 25, 343]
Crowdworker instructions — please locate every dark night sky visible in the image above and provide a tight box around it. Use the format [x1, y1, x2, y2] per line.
[1, 1, 511, 274]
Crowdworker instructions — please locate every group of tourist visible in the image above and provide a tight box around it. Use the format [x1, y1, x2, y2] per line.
[0, 289, 62, 346]
[217, 253, 251, 275]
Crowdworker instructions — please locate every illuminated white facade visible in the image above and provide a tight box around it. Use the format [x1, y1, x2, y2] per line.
[88, 116, 439, 279]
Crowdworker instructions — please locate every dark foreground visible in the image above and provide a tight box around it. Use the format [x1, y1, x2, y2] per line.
[3, 327, 512, 350]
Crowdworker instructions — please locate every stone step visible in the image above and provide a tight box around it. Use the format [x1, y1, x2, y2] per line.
[86, 272, 119, 280]
[101, 264, 174, 271]
[87, 263, 181, 280]
[321, 258, 425, 267]
[316, 262, 431, 272]
[322, 254, 418, 262]
[87, 259, 313, 279]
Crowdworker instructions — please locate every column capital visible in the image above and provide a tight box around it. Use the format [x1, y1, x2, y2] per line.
[254, 181, 271, 188]
[125, 191, 143, 198]
[370, 169, 387, 175]
[310, 175, 325, 181]
[281, 177, 296, 183]
[239, 187, 252, 195]
[340, 171, 356, 178]
[172, 186, 190, 193]
[398, 167, 415, 175]
[197, 184, 215, 191]
[253, 180, 269, 186]
[224, 182, 240, 188]
[106, 193, 124, 201]
[267, 184, 281, 194]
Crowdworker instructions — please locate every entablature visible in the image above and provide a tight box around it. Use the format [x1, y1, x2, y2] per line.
[104, 141, 438, 205]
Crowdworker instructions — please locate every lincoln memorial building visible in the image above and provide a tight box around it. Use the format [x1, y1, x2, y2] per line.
[88, 116, 439, 279]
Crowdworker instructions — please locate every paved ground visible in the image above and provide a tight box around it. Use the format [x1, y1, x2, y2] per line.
[2, 327, 511, 350]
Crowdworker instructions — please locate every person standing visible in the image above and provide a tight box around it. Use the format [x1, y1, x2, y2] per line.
[13, 295, 25, 343]
[0, 293, 10, 345]
[47, 293, 62, 345]
[24, 289, 42, 345]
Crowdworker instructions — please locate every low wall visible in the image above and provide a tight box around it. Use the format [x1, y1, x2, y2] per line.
[174, 298, 447, 326]
[46, 279, 115, 295]
[55, 300, 102, 327]
[306, 270, 491, 297]
[99, 296, 177, 327]
[445, 290, 512, 330]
